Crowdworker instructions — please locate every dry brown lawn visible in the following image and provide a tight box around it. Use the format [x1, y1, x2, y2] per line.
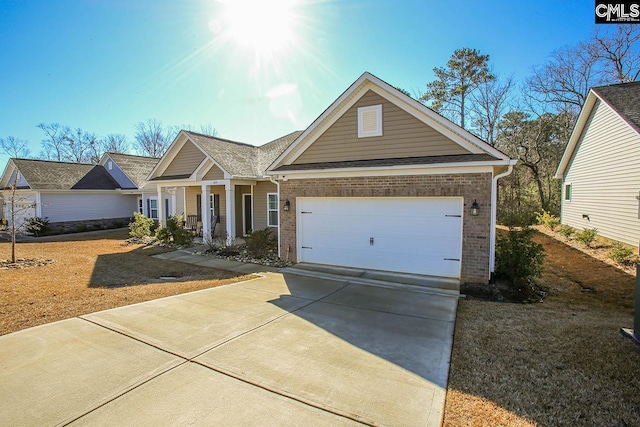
[0, 229, 253, 336]
[444, 231, 640, 426]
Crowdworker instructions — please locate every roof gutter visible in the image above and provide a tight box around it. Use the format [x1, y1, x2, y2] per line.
[489, 162, 516, 276]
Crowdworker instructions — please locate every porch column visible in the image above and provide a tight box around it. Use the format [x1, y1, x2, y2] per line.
[157, 186, 165, 227]
[201, 184, 211, 240]
[225, 183, 236, 244]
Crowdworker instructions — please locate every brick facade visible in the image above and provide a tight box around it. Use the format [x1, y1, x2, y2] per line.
[279, 173, 493, 283]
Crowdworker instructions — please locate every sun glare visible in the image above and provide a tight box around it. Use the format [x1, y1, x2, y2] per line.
[219, 0, 298, 57]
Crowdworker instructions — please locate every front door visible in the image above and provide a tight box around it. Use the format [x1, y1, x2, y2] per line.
[243, 194, 252, 235]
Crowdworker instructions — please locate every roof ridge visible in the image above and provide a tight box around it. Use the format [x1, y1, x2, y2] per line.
[13, 158, 94, 166]
[183, 130, 256, 148]
[107, 152, 159, 160]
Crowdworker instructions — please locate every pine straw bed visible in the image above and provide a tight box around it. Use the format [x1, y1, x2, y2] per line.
[444, 231, 640, 426]
[0, 229, 253, 336]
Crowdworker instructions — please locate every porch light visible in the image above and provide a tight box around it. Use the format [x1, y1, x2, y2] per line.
[470, 200, 480, 216]
[283, 199, 291, 212]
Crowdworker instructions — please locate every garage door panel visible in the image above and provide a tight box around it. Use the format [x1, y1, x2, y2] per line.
[297, 197, 463, 278]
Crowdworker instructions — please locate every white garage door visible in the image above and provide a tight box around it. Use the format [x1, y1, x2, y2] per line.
[297, 197, 463, 278]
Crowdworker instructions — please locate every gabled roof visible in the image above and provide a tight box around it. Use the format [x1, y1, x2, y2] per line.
[151, 130, 303, 180]
[555, 81, 640, 178]
[102, 152, 159, 188]
[71, 165, 120, 190]
[267, 72, 512, 173]
[4, 159, 97, 190]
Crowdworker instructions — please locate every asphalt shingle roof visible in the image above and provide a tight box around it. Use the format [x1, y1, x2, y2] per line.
[183, 130, 303, 177]
[10, 159, 97, 190]
[272, 153, 499, 171]
[106, 153, 159, 188]
[72, 166, 120, 190]
[593, 81, 640, 135]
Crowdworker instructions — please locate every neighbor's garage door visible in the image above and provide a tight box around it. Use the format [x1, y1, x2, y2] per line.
[297, 197, 463, 278]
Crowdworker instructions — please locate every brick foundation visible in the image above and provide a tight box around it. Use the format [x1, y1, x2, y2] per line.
[279, 173, 492, 283]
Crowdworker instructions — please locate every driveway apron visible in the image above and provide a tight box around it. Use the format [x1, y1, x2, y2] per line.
[0, 271, 458, 426]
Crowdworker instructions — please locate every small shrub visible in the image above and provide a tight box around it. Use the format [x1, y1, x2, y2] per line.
[155, 214, 193, 246]
[535, 210, 560, 231]
[245, 228, 277, 258]
[496, 227, 545, 290]
[575, 228, 599, 248]
[608, 244, 635, 265]
[25, 216, 50, 237]
[129, 212, 154, 238]
[558, 224, 574, 238]
[75, 224, 89, 233]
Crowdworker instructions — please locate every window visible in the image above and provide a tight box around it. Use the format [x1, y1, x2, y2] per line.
[149, 198, 158, 219]
[564, 184, 572, 201]
[357, 104, 382, 138]
[267, 193, 278, 227]
[107, 161, 113, 171]
[138, 198, 143, 214]
[210, 194, 220, 223]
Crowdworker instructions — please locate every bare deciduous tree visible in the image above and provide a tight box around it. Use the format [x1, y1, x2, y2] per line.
[526, 43, 602, 114]
[592, 25, 640, 83]
[470, 76, 515, 146]
[37, 123, 71, 161]
[0, 136, 31, 158]
[134, 119, 171, 158]
[2, 172, 38, 263]
[100, 134, 130, 155]
[66, 128, 98, 163]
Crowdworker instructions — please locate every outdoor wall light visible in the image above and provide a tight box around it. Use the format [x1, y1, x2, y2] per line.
[470, 200, 480, 216]
[284, 199, 291, 212]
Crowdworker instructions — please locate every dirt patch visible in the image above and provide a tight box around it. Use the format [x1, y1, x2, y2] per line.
[0, 229, 254, 336]
[444, 230, 640, 426]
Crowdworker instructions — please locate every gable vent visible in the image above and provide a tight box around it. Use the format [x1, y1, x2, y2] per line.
[358, 104, 383, 138]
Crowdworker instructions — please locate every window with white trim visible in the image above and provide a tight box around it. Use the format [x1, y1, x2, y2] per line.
[138, 198, 143, 214]
[210, 194, 220, 222]
[149, 198, 158, 219]
[357, 104, 383, 138]
[267, 193, 278, 227]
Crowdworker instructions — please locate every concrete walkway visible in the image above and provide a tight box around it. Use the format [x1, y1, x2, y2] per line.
[0, 256, 458, 426]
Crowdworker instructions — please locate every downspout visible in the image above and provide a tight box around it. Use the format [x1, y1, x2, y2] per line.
[489, 163, 515, 276]
[268, 174, 281, 258]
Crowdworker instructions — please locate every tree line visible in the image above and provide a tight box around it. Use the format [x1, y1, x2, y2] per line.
[419, 25, 640, 225]
[0, 119, 217, 164]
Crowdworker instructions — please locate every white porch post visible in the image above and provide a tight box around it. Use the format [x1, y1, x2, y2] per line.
[225, 183, 236, 244]
[201, 184, 210, 239]
[157, 186, 165, 227]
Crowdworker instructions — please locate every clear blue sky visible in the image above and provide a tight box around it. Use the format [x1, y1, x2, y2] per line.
[0, 0, 597, 166]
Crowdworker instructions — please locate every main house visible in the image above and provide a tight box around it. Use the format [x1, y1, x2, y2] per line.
[555, 81, 640, 247]
[1, 153, 158, 232]
[153, 73, 515, 283]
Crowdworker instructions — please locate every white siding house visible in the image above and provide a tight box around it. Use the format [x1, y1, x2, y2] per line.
[556, 82, 640, 247]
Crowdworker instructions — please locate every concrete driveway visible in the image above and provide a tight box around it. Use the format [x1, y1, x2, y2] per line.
[0, 271, 458, 426]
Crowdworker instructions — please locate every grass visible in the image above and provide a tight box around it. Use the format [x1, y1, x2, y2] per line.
[0, 229, 253, 336]
[444, 231, 640, 426]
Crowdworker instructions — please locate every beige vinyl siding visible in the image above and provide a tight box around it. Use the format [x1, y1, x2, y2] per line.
[293, 90, 470, 164]
[562, 99, 640, 246]
[253, 181, 277, 230]
[163, 142, 206, 177]
[204, 164, 225, 180]
[184, 185, 227, 237]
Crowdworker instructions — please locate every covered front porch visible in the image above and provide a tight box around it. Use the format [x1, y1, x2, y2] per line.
[153, 179, 278, 243]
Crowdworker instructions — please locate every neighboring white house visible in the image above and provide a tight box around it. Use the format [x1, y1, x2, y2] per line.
[0, 153, 158, 231]
[555, 81, 640, 247]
